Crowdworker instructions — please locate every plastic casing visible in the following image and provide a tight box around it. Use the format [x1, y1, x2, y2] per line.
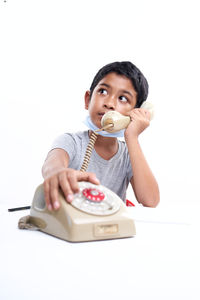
[29, 184, 136, 242]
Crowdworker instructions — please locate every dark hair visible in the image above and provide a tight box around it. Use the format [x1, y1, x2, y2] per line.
[89, 61, 148, 108]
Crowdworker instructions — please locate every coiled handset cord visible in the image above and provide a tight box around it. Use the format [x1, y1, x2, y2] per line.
[80, 124, 113, 172]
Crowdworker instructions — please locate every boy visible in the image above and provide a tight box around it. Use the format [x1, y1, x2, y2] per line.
[42, 61, 160, 210]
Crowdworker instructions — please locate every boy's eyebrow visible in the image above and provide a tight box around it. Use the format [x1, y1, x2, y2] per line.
[121, 90, 133, 97]
[99, 83, 133, 97]
[99, 83, 110, 89]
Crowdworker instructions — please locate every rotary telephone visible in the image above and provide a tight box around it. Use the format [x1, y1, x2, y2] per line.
[18, 102, 153, 242]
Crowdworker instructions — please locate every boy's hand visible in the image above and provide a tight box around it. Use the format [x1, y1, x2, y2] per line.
[125, 108, 151, 139]
[43, 168, 100, 211]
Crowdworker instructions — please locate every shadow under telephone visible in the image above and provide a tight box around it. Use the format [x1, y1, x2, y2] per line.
[18, 102, 153, 242]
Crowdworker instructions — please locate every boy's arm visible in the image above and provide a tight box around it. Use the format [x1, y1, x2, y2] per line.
[124, 109, 160, 207]
[42, 148, 99, 210]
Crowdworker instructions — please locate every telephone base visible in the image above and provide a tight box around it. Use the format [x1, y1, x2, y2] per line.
[21, 183, 136, 242]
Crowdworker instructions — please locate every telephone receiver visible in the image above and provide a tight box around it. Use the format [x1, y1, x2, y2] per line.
[101, 101, 154, 133]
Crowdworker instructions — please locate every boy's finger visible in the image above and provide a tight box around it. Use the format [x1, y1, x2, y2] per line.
[49, 178, 60, 210]
[144, 109, 151, 121]
[67, 172, 80, 194]
[43, 181, 52, 211]
[58, 172, 74, 203]
[77, 171, 100, 185]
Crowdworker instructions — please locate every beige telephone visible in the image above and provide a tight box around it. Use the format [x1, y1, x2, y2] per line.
[18, 102, 153, 242]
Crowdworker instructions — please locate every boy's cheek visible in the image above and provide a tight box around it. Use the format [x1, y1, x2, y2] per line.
[89, 114, 100, 127]
[119, 109, 133, 117]
[117, 104, 135, 116]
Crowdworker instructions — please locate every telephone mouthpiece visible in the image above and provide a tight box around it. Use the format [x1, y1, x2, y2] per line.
[101, 111, 130, 133]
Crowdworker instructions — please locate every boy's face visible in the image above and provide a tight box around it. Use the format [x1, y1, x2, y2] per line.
[85, 72, 137, 128]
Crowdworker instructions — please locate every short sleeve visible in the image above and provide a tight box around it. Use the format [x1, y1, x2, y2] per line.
[50, 133, 76, 162]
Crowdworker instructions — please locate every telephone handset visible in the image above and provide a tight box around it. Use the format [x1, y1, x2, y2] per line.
[18, 102, 153, 242]
[100, 101, 154, 133]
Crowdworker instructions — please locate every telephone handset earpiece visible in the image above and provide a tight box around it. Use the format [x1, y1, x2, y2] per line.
[101, 101, 154, 133]
[140, 101, 154, 121]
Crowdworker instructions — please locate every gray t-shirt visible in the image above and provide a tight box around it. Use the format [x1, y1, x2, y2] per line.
[51, 131, 133, 201]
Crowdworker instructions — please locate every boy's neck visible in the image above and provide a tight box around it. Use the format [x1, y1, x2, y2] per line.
[88, 130, 117, 145]
[88, 130, 118, 160]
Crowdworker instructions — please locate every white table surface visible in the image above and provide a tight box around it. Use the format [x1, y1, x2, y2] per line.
[0, 203, 199, 300]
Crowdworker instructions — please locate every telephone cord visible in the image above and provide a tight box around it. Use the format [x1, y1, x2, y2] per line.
[80, 131, 98, 172]
[80, 124, 113, 172]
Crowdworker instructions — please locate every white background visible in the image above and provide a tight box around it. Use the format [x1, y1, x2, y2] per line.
[0, 0, 199, 208]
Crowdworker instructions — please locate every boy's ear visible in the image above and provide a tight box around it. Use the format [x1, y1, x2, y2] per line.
[84, 91, 90, 110]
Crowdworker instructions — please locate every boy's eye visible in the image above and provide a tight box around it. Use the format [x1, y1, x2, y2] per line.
[119, 96, 128, 103]
[98, 88, 107, 95]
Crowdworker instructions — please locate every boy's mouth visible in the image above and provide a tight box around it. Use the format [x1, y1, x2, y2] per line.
[97, 112, 105, 118]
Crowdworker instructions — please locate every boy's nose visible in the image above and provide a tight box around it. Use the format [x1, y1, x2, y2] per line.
[103, 97, 116, 110]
